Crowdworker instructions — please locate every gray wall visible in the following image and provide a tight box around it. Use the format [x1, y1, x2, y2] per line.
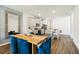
[0, 6, 23, 44]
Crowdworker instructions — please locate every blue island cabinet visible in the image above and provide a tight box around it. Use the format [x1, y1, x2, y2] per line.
[9, 34, 51, 54]
[9, 36, 32, 54]
[17, 39, 32, 54]
[10, 36, 18, 54]
[38, 36, 51, 54]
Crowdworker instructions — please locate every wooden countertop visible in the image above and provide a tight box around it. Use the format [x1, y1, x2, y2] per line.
[14, 34, 48, 45]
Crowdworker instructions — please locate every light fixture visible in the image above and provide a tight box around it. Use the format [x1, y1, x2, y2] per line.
[38, 13, 41, 17]
[52, 10, 56, 14]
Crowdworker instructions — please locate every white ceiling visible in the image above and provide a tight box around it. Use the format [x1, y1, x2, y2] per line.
[4, 5, 76, 18]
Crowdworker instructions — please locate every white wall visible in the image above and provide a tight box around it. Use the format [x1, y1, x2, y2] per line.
[23, 14, 29, 34]
[0, 7, 5, 44]
[70, 13, 74, 39]
[53, 16, 71, 35]
[72, 6, 79, 49]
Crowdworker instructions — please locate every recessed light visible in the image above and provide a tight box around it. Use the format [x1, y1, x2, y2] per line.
[38, 13, 41, 17]
[52, 10, 56, 14]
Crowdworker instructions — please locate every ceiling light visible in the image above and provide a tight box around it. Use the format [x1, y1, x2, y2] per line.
[38, 13, 41, 17]
[52, 10, 56, 14]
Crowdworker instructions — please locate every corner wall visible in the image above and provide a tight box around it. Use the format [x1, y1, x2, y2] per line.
[73, 6, 79, 49]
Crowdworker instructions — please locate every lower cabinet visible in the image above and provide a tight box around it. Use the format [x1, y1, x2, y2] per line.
[10, 36, 18, 54]
[10, 36, 32, 54]
[38, 37, 51, 54]
[17, 39, 32, 54]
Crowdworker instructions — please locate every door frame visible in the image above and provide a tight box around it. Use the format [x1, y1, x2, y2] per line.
[5, 11, 21, 39]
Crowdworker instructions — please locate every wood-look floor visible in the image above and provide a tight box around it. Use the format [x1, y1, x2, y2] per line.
[0, 35, 79, 54]
[51, 35, 79, 54]
[0, 44, 10, 54]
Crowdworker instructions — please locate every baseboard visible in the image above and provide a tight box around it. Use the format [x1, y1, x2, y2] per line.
[0, 42, 9, 46]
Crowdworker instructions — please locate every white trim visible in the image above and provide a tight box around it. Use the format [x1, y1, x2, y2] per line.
[0, 42, 9, 46]
[72, 37, 79, 50]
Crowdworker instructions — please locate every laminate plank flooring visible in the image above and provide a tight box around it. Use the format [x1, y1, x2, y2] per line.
[51, 35, 79, 54]
[0, 35, 79, 54]
[0, 44, 10, 54]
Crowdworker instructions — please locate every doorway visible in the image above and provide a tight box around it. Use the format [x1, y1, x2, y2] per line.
[5, 11, 20, 39]
[53, 16, 71, 35]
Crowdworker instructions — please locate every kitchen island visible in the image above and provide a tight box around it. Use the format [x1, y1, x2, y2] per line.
[9, 34, 51, 54]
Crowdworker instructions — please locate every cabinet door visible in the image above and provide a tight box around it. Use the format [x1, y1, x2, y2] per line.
[38, 37, 51, 54]
[17, 39, 32, 54]
[10, 36, 18, 54]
